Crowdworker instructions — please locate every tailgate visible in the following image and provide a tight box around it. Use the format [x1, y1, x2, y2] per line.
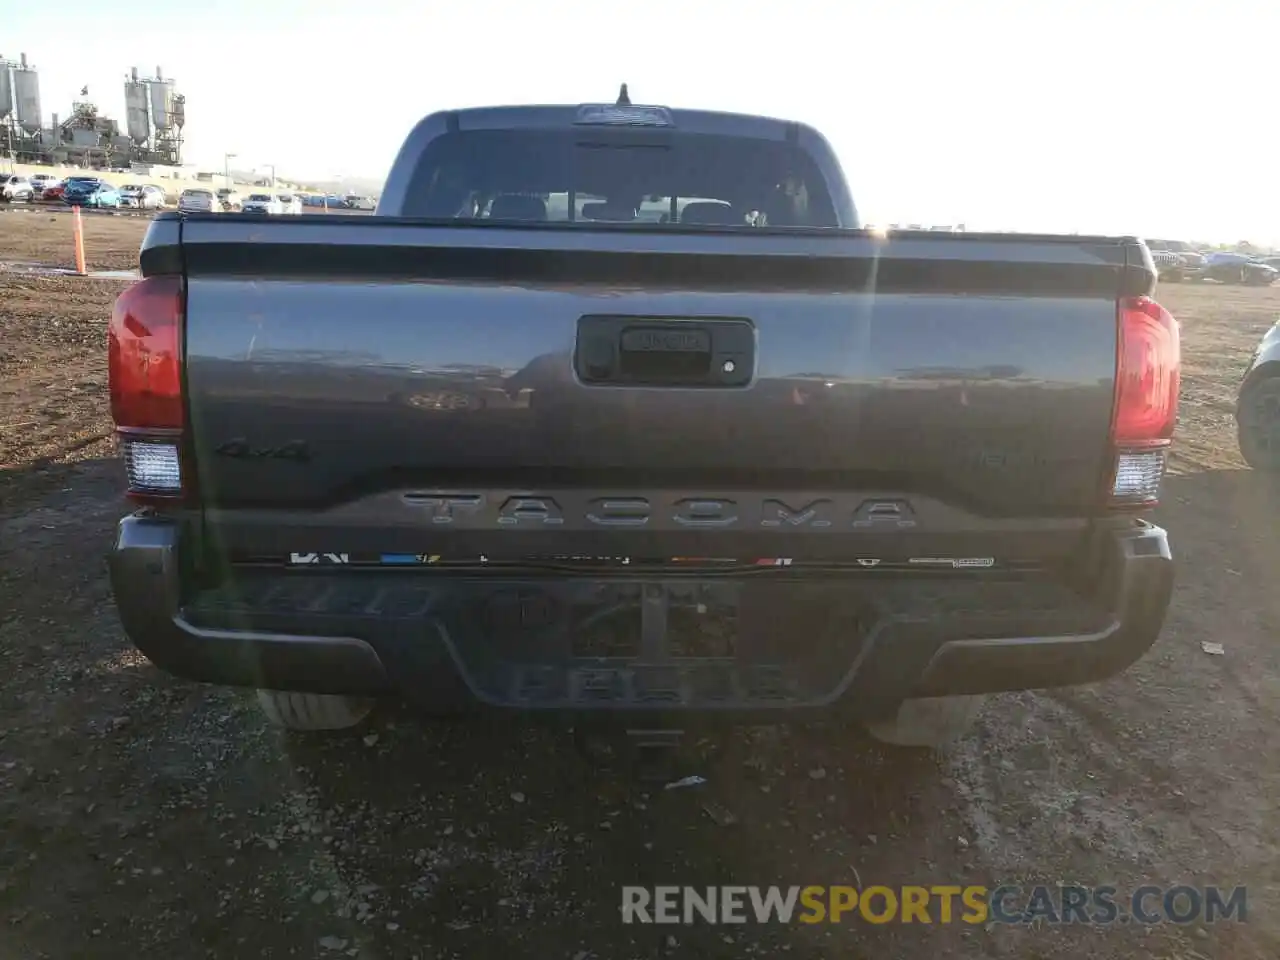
[173, 217, 1146, 560]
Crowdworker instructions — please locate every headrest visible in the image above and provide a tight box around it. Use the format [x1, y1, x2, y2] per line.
[581, 201, 637, 221]
[488, 194, 548, 221]
[680, 202, 739, 225]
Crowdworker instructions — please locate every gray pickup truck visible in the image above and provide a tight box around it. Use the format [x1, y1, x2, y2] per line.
[106, 95, 1178, 748]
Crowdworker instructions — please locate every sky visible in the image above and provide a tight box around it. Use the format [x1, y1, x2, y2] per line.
[6, 0, 1278, 244]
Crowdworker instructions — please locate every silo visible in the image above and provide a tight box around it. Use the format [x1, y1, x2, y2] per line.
[0, 63, 12, 121]
[149, 78, 175, 131]
[125, 80, 151, 143]
[13, 65, 41, 133]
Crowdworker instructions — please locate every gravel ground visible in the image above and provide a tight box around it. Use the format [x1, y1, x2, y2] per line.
[0, 202, 369, 274]
[2, 215, 1280, 959]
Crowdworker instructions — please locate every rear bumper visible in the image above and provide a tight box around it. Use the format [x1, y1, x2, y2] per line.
[109, 516, 1174, 720]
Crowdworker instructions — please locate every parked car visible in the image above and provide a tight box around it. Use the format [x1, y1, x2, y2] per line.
[40, 180, 67, 202]
[1162, 240, 1206, 277]
[1147, 240, 1205, 281]
[1237, 320, 1280, 471]
[1201, 251, 1278, 286]
[179, 188, 221, 213]
[242, 193, 283, 215]
[60, 176, 103, 198]
[62, 178, 120, 208]
[79, 184, 122, 208]
[1151, 248, 1184, 281]
[28, 173, 58, 194]
[105, 97, 1177, 749]
[0, 175, 35, 202]
[118, 184, 167, 209]
[276, 193, 303, 215]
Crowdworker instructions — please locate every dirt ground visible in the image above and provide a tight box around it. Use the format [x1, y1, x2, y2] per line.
[0, 207, 151, 272]
[2, 212, 1279, 960]
[0, 205, 369, 273]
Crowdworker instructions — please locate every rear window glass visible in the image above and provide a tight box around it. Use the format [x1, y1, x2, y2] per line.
[248, 194, 273, 202]
[402, 129, 838, 227]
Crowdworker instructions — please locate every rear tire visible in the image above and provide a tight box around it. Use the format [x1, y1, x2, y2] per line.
[865, 695, 984, 748]
[255, 690, 374, 731]
[1238, 374, 1280, 471]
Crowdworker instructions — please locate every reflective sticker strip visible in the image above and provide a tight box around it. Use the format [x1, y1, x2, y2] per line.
[908, 557, 995, 569]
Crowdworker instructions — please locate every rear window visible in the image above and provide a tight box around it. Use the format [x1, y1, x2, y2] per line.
[248, 194, 273, 202]
[402, 129, 838, 227]
[184, 190, 211, 198]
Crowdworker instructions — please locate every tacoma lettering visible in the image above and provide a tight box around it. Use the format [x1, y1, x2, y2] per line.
[760, 498, 834, 528]
[586, 498, 651, 526]
[672, 498, 739, 527]
[497, 497, 565, 526]
[398, 492, 926, 530]
[402, 494, 484, 524]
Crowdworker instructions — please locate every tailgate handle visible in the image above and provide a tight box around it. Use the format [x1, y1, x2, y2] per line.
[618, 326, 711, 381]
[576, 316, 754, 387]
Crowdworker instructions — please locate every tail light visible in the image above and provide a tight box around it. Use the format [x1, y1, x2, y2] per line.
[1109, 296, 1180, 508]
[108, 275, 187, 504]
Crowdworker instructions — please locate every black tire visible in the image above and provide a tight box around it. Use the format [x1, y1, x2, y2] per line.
[1238, 375, 1280, 471]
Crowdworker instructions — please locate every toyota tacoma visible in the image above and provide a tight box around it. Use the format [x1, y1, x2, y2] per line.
[106, 93, 1179, 747]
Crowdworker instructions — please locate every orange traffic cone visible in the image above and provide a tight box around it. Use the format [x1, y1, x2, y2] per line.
[72, 206, 87, 276]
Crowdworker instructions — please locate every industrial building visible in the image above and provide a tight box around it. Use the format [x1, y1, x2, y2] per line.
[0, 53, 43, 160]
[1, 54, 185, 169]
